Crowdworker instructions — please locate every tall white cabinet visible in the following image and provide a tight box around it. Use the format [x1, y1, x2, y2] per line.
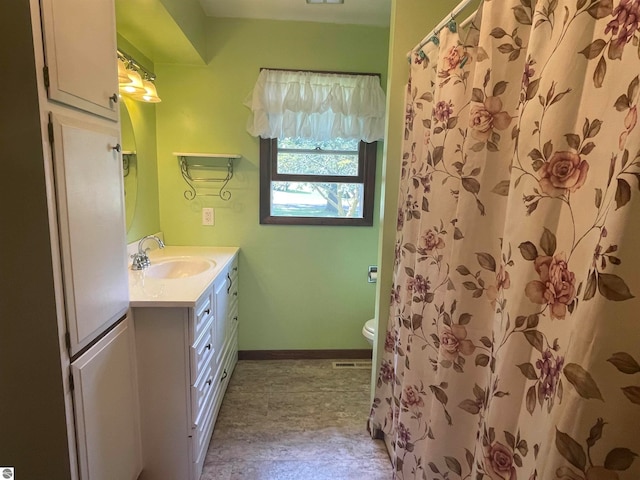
[0, 1, 140, 479]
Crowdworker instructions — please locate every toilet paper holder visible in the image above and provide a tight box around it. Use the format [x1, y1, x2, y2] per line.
[367, 266, 378, 283]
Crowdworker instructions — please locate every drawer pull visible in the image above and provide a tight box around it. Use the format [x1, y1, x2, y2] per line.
[233, 316, 238, 322]
[233, 292, 238, 297]
[205, 343, 212, 351]
[203, 308, 211, 316]
[233, 266, 238, 272]
[226, 273, 232, 294]
[206, 378, 212, 387]
[109, 93, 118, 103]
[221, 369, 228, 381]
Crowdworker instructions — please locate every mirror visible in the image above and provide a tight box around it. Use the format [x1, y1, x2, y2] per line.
[120, 102, 138, 232]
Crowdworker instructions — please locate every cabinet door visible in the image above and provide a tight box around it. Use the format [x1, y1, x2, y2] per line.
[71, 317, 142, 480]
[225, 257, 238, 344]
[51, 113, 129, 355]
[213, 269, 230, 365]
[40, 0, 119, 120]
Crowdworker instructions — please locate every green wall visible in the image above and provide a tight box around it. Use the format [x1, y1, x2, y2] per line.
[154, 18, 389, 350]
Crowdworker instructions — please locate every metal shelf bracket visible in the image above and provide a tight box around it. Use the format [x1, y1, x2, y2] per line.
[173, 152, 241, 201]
[122, 151, 135, 178]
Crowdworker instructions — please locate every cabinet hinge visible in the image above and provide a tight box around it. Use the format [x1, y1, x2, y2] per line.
[69, 372, 75, 392]
[43, 65, 50, 90]
[47, 120, 54, 144]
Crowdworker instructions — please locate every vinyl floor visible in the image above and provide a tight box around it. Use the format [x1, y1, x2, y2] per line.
[200, 359, 391, 480]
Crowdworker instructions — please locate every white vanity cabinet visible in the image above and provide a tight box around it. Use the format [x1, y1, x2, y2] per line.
[39, 0, 120, 120]
[132, 251, 239, 480]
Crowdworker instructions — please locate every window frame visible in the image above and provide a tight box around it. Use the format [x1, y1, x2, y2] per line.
[259, 137, 377, 226]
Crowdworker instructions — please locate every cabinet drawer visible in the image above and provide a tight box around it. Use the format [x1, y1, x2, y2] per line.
[192, 378, 217, 472]
[191, 362, 216, 425]
[192, 293, 213, 345]
[190, 321, 215, 385]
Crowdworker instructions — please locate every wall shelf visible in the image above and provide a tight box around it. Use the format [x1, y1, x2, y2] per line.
[173, 153, 241, 201]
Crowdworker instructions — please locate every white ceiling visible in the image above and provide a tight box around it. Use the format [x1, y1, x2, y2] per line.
[198, 0, 392, 27]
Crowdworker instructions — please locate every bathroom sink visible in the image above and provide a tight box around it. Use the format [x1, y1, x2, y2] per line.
[144, 257, 215, 279]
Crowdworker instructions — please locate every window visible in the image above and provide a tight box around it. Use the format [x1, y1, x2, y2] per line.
[260, 137, 377, 225]
[245, 68, 385, 225]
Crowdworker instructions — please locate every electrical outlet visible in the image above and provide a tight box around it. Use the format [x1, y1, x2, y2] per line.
[202, 207, 214, 226]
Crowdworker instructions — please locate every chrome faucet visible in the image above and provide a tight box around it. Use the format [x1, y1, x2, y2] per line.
[131, 235, 165, 270]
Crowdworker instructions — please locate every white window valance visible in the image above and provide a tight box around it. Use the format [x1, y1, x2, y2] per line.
[244, 69, 386, 143]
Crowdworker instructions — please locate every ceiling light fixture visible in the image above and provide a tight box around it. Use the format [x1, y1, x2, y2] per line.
[117, 50, 162, 103]
[117, 58, 132, 85]
[131, 79, 162, 103]
[306, 0, 344, 4]
[120, 69, 146, 95]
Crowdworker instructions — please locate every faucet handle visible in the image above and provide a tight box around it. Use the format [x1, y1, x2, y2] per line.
[130, 252, 150, 270]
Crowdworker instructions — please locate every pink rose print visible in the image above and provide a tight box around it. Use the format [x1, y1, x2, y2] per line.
[469, 97, 512, 142]
[420, 229, 445, 253]
[433, 100, 454, 123]
[525, 253, 576, 320]
[538, 151, 589, 197]
[443, 46, 463, 72]
[440, 325, 476, 361]
[401, 385, 425, 408]
[484, 442, 517, 480]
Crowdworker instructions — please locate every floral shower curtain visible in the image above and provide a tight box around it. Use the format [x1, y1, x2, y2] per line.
[369, 1, 640, 479]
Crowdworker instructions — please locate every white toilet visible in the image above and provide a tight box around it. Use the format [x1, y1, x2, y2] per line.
[362, 318, 376, 346]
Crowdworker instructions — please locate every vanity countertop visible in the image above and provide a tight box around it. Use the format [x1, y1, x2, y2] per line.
[128, 246, 239, 308]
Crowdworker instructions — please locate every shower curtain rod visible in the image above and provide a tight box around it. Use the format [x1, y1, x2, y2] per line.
[411, 0, 478, 55]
